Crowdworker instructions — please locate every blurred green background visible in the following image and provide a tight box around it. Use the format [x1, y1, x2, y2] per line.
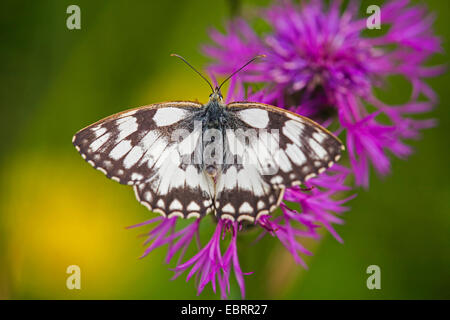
[0, 0, 448, 299]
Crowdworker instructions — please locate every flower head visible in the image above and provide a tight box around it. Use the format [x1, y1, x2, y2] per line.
[204, 0, 444, 187]
[130, 217, 250, 299]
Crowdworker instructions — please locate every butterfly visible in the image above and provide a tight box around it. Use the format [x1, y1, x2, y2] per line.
[72, 54, 344, 223]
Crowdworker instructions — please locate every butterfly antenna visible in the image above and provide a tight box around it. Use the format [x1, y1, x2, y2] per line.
[218, 54, 266, 91]
[171, 53, 214, 93]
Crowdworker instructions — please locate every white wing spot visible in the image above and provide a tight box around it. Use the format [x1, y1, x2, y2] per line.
[309, 139, 328, 159]
[144, 191, 152, 202]
[139, 130, 160, 150]
[153, 108, 188, 127]
[302, 166, 311, 173]
[222, 203, 235, 214]
[257, 201, 265, 210]
[156, 199, 165, 209]
[276, 149, 293, 173]
[239, 202, 253, 214]
[187, 201, 200, 212]
[285, 143, 306, 166]
[282, 120, 305, 144]
[237, 108, 269, 129]
[89, 133, 111, 152]
[109, 140, 132, 160]
[313, 132, 326, 143]
[123, 146, 144, 169]
[116, 117, 138, 142]
[92, 127, 106, 138]
[169, 199, 183, 211]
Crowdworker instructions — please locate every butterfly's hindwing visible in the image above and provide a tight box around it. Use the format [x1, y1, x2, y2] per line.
[134, 169, 215, 218]
[214, 164, 284, 222]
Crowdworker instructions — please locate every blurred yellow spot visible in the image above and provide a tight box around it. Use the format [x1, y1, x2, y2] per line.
[1, 152, 153, 298]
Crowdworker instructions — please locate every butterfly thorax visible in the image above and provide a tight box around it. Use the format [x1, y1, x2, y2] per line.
[204, 100, 226, 126]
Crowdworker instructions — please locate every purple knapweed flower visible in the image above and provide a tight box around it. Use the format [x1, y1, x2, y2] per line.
[129, 217, 250, 298]
[203, 0, 444, 186]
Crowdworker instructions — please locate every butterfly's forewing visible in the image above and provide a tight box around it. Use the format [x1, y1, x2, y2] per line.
[72, 101, 214, 218]
[214, 102, 344, 222]
[228, 102, 344, 187]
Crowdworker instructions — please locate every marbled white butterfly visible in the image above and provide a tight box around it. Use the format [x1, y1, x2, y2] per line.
[72, 55, 344, 223]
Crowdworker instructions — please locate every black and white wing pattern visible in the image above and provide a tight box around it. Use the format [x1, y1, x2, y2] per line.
[72, 102, 214, 219]
[214, 165, 284, 222]
[73, 99, 344, 222]
[214, 102, 344, 222]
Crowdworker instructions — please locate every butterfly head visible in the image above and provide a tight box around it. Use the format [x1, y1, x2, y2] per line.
[209, 87, 223, 103]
